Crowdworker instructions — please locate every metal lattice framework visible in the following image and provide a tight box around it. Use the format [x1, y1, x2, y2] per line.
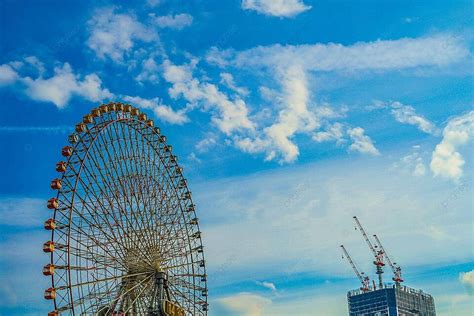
[43, 102, 208, 315]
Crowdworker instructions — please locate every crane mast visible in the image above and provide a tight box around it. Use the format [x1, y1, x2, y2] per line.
[353, 216, 385, 289]
[340, 245, 371, 292]
[373, 234, 403, 285]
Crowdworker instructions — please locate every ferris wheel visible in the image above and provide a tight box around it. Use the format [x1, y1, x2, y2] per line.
[42, 102, 208, 315]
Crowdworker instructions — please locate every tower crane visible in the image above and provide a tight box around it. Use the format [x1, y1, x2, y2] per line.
[373, 234, 404, 285]
[353, 216, 385, 289]
[340, 245, 371, 292]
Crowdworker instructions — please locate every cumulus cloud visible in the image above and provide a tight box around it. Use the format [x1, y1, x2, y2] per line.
[347, 127, 380, 156]
[122, 95, 189, 124]
[87, 8, 156, 62]
[430, 111, 474, 181]
[162, 60, 255, 134]
[0, 58, 113, 108]
[312, 122, 345, 144]
[207, 34, 469, 72]
[459, 270, 474, 294]
[217, 293, 271, 316]
[390, 101, 439, 135]
[22, 63, 113, 108]
[152, 13, 193, 29]
[242, 0, 311, 18]
[0, 64, 19, 86]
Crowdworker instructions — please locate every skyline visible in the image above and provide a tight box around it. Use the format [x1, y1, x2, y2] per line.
[0, 0, 473, 315]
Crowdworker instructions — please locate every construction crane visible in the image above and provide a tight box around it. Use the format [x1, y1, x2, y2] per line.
[340, 245, 371, 292]
[373, 234, 404, 285]
[353, 216, 385, 289]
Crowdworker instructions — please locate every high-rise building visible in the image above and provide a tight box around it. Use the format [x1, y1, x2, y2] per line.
[347, 284, 436, 316]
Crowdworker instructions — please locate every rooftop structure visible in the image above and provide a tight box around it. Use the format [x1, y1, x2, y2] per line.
[348, 284, 436, 316]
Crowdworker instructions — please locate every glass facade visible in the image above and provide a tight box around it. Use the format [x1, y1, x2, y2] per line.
[347, 285, 436, 316]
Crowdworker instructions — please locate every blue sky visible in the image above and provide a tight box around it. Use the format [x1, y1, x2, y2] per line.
[0, 0, 473, 315]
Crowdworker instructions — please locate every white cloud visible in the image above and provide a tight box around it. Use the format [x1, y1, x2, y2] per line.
[0, 64, 19, 86]
[122, 95, 189, 124]
[430, 111, 474, 181]
[390, 101, 439, 135]
[256, 281, 277, 292]
[0, 58, 113, 108]
[263, 65, 317, 162]
[394, 146, 427, 177]
[312, 122, 345, 144]
[208, 34, 469, 72]
[196, 136, 218, 153]
[217, 293, 271, 316]
[87, 8, 156, 62]
[459, 270, 474, 294]
[22, 63, 113, 108]
[220, 72, 249, 96]
[242, 0, 311, 18]
[24, 56, 45, 75]
[347, 127, 380, 156]
[203, 34, 468, 162]
[152, 13, 193, 29]
[135, 57, 160, 83]
[234, 65, 319, 163]
[162, 60, 255, 134]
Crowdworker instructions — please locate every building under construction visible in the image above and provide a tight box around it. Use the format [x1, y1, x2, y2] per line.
[341, 216, 436, 316]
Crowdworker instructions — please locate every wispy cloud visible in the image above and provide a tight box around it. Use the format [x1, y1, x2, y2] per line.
[122, 95, 189, 124]
[216, 292, 271, 316]
[162, 59, 255, 134]
[0, 126, 72, 134]
[242, 0, 311, 18]
[151, 13, 193, 30]
[389, 101, 439, 135]
[207, 34, 469, 72]
[256, 281, 277, 292]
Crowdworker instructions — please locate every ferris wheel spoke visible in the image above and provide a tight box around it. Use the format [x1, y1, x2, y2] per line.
[72, 159, 153, 268]
[126, 123, 163, 253]
[113, 121, 157, 254]
[59, 271, 152, 291]
[121, 275, 154, 314]
[167, 282, 197, 311]
[81, 134, 148, 259]
[61, 191, 129, 268]
[82, 273, 153, 314]
[66, 220, 128, 266]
